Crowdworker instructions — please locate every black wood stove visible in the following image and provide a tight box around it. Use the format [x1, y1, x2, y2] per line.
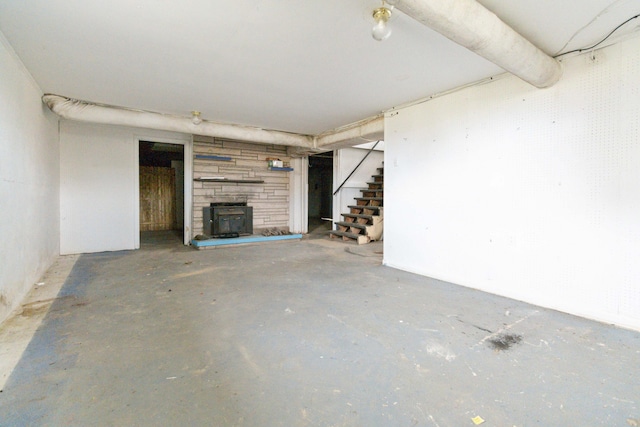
[203, 199, 253, 238]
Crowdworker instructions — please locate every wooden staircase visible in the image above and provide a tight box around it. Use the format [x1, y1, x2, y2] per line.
[329, 165, 383, 244]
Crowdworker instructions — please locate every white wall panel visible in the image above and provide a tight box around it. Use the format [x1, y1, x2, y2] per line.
[60, 121, 189, 254]
[289, 157, 309, 234]
[0, 32, 59, 322]
[384, 36, 640, 330]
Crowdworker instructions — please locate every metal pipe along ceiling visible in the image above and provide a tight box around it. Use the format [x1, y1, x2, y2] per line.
[42, 94, 315, 148]
[393, 0, 563, 88]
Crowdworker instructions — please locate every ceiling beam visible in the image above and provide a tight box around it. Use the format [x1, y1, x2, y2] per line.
[315, 115, 384, 150]
[43, 94, 386, 153]
[391, 0, 563, 88]
[42, 94, 315, 148]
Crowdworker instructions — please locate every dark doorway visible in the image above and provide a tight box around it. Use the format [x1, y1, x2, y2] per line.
[308, 152, 333, 235]
[139, 141, 185, 243]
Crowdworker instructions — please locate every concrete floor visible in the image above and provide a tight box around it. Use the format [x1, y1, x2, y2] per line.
[307, 217, 333, 239]
[0, 232, 639, 426]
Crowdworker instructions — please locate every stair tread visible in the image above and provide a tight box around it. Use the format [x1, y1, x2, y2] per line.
[342, 213, 377, 220]
[349, 205, 382, 210]
[335, 221, 368, 229]
[329, 230, 371, 243]
[355, 197, 383, 201]
[355, 201, 382, 207]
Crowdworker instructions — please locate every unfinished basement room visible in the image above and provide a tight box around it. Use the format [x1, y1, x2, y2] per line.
[1, 0, 639, 425]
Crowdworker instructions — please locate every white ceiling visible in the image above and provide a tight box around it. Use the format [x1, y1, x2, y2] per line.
[1, 0, 639, 136]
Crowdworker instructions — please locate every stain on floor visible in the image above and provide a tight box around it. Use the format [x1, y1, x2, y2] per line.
[488, 333, 523, 351]
[0, 234, 638, 426]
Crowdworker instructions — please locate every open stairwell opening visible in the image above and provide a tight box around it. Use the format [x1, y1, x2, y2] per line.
[329, 163, 383, 244]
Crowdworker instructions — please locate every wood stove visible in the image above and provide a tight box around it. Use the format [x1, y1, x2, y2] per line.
[203, 200, 253, 238]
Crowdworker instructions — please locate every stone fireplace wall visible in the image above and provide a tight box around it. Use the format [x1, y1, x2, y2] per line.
[192, 135, 291, 237]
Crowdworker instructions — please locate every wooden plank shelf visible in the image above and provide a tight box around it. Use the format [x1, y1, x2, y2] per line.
[194, 178, 264, 183]
[195, 154, 232, 161]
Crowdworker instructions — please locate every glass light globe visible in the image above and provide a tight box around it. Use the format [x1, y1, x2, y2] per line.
[372, 20, 392, 41]
[191, 111, 202, 125]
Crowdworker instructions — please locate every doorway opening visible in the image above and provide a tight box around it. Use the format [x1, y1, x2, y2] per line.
[308, 152, 333, 237]
[139, 141, 185, 245]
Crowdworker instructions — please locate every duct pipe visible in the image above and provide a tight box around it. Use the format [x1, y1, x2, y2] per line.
[390, 0, 562, 88]
[315, 115, 384, 150]
[42, 94, 314, 148]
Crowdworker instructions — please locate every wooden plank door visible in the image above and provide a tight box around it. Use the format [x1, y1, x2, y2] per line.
[139, 166, 176, 231]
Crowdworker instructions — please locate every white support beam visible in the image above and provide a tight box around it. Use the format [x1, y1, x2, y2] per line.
[391, 0, 563, 88]
[315, 115, 384, 150]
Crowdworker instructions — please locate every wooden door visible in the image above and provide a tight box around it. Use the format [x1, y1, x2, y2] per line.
[139, 166, 176, 231]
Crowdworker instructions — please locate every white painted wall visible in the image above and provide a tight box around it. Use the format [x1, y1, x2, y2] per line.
[0, 32, 59, 323]
[60, 121, 190, 254]
[333, 147, 384, 223]
[384, 36, 640, 331]
[289, 157, 308, 234]
[354, 141, 385, 151]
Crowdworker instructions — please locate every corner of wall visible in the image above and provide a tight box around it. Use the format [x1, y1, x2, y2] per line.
[0, 33, 60, 324]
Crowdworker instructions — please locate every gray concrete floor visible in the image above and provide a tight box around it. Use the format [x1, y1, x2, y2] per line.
[307, 217, 333, 239]
[0, 232, 639, 426]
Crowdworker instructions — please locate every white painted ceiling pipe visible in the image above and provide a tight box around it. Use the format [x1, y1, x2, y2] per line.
[315, 115, 384, 150]
[42, 94, 315, 148]
[391, 0, 563, 88]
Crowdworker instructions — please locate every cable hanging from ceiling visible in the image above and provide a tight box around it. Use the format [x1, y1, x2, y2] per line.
[554, 13, 640, 58]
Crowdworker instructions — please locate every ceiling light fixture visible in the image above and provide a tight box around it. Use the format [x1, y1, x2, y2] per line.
[191, 110, 202, 125]
[372, 2, 393, 41]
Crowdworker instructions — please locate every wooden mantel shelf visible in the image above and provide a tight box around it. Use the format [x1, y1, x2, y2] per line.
[194, 178, 265, 184]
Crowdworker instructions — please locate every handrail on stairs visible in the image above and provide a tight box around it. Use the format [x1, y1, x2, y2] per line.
[333, 140, 381, 196]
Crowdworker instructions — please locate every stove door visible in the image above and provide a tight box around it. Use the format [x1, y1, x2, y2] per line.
[216, 209, 245, 235]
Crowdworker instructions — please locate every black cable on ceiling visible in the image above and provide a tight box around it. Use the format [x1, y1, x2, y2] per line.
[554, 13, 640, 58]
